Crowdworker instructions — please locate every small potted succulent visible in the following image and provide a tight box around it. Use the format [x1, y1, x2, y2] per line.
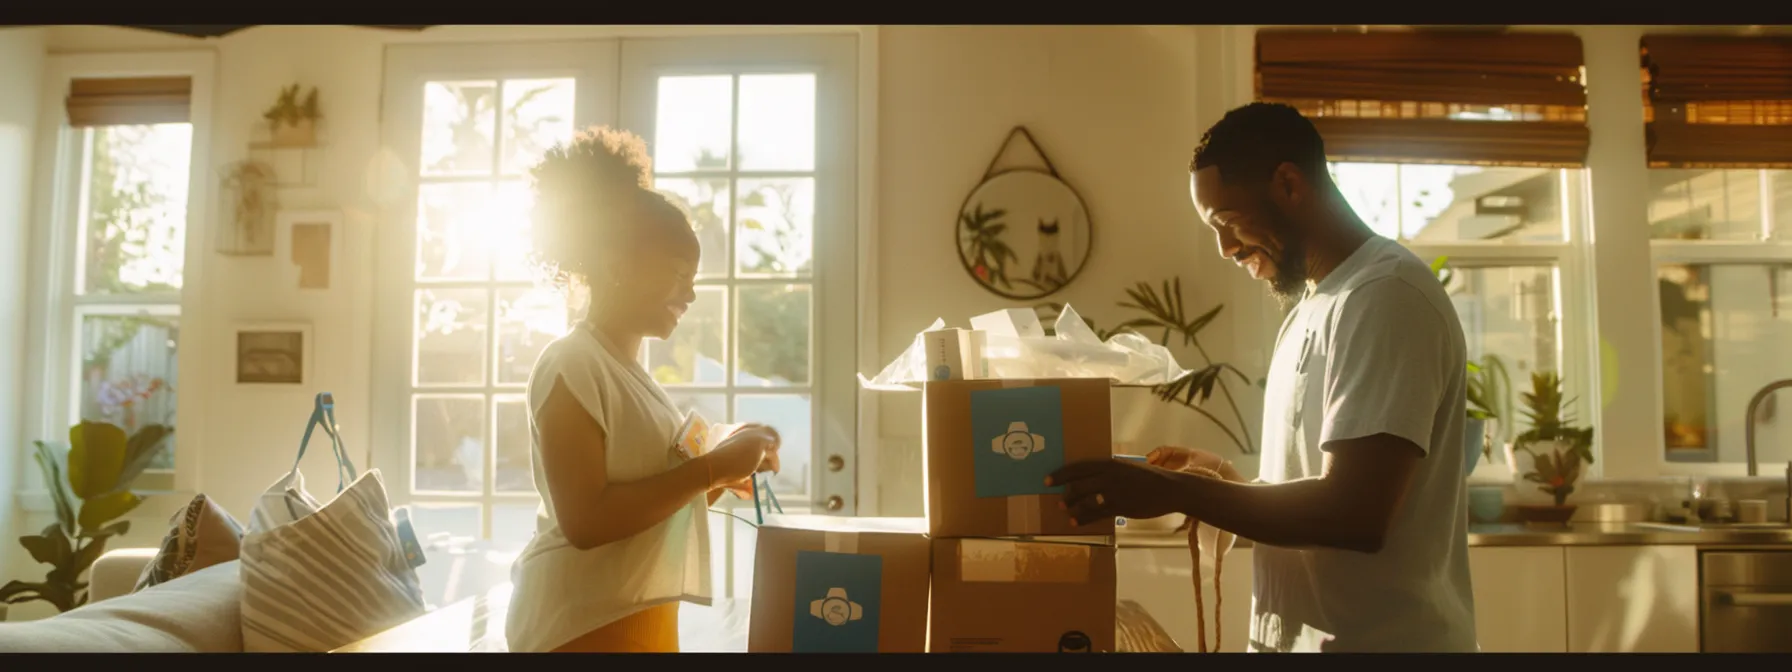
[1511, 370, 1595, 525]
[263, 83, 321, 147]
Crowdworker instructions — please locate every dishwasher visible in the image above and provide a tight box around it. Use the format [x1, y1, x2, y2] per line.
[1701, 550, 1792, 652]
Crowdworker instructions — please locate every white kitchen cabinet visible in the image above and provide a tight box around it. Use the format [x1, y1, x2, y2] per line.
[1469, 547, 1568, 652]
[1116, 546, 1254, 652]
[1563, 545, 1699, 653]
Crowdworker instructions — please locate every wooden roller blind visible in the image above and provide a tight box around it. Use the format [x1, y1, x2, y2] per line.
[1257, 29, 1590, 168]
[1642, 35, 1792, 169]
[65, 76, 192, 127]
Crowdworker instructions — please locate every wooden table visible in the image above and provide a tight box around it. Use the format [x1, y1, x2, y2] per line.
[331, 585, 751, 652]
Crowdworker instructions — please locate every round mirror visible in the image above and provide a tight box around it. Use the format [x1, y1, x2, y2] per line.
[956, 169, 1093, 300]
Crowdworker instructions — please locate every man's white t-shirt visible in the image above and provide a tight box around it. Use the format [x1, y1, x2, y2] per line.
[1249, 235, 1477, 653]
[504, 327, 712, 652]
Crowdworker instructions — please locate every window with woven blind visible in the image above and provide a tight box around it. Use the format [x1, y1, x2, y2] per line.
[1256, 29, 1590, 168]
[1641, 35, 1792, 169]
[64, 76, 193, 127]
[1249, 29, 1599, 466]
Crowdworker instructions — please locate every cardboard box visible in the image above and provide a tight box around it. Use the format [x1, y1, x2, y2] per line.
[928, 537, 1118, 653]
[923, 378, 1114, 538]
[748, 515, 932, 652]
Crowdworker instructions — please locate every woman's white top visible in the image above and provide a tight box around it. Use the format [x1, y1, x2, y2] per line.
[503, 327, 712, 652]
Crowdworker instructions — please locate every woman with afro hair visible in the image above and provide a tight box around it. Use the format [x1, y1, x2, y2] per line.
[504, 127, 782, 652]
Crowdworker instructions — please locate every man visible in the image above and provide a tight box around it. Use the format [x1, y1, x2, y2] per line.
[1049, 102, 1476, 652]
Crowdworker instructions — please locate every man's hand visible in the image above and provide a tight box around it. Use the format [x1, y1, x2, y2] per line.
[1147, 445, 1246, 482]
[1047, 459, 1195, 526]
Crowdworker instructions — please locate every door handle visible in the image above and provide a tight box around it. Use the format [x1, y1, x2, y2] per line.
[1718, 592, 1792, 607]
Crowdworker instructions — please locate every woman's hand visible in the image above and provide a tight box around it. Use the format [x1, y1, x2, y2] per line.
[703, 423, 781, 489]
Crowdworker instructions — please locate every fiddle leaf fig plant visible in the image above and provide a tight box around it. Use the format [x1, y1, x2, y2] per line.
[1, 421, 172, 612]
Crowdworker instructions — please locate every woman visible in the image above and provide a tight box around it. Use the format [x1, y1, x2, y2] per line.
[505, 127, 781, 653]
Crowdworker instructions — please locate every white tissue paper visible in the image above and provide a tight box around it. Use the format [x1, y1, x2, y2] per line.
[857, 304, 1194, 391]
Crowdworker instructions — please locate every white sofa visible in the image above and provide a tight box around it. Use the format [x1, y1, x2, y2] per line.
[0, 549, 244, 653]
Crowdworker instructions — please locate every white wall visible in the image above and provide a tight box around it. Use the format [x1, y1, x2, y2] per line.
[0, 27, 46, 607]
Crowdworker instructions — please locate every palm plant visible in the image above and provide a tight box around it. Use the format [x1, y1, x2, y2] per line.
[1045, 277, 1259, 455]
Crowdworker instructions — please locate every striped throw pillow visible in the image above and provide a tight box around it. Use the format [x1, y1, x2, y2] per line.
[239, 468, 426, 652]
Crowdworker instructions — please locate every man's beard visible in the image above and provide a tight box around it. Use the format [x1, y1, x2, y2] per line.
[1261, 211, 1308, 309]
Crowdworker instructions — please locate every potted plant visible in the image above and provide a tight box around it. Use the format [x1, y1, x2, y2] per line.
[1463, 355, 1513, 477]
[263, 83, 321, 147]
[1, 421, 172, 613]
[1511, 370, 1595, 524]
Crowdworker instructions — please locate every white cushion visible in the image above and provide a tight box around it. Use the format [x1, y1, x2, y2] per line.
[0, 560, 244, 653]
[240, 468, 426, 652]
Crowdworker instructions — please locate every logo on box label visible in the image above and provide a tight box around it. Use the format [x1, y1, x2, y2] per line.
[1058, 630, 1092, 652]
[792, 550, 882, 652]
[969, 386, 1066, 498]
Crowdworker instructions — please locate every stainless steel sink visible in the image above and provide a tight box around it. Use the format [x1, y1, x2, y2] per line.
[1635, 521, 1792, 532]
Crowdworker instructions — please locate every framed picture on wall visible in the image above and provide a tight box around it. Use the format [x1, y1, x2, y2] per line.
[274, 210, 344, 291]
[235, 322, 312, 385]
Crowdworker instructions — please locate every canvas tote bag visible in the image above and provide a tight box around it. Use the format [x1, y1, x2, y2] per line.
[239, 392, 426, 652]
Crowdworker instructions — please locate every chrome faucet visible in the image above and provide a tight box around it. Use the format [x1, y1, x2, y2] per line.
[1744, 379, 1792, 477]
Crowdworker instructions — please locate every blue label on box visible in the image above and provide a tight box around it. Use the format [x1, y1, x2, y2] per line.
[968, 385, 1066, 498]
[792, 550, 883, 652]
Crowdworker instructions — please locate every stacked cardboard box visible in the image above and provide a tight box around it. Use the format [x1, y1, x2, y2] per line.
[922, 377, 1117, 652]
[748, 375, 1117, 653]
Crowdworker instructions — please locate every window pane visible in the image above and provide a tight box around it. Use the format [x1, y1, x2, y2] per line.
[80, 124, 192, 295]
[737, 74, 815, 172]
[421, 81, 497, 176]
[653, 75, 733, 173]
[499, 78, 576, 176]
[496, 286, 570, 386]
[1329, 163, 1401, 240]
[78, 312, 178, 470]
[1332, 163, 1565, 242]
[413, 395, 486, 493]
[415, 288, 490, 386]
[645, 287, 727, 386]
[655, 177, 731, 279]
[1658, 263, 1792, 463]
[666, 392, 728, 425]
[493, 502, 541, 550]
[1407, 166, 1563, 242]
[494, 396, 533, 494]
[737, 394, 811, 497]
[491, 180, 536, 282]
[1443, 265, 1561, 444]
[736, 285, 811, 387]
[416, 182, 495, 281]
[735, 178, 815, 277]
[409, 502, 482, 545]
[1648, 169, 1768, 241]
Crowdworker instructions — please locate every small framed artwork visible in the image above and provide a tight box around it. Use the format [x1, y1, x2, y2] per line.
[235, 323, 312, 386]
[274, 210, 343, 291]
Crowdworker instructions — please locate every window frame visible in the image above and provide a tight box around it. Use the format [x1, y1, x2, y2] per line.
[1328, 164, 1602, 475]
[1647, 169, 1792, 472]
[617, 34, 861, 518]
[374, 33, 869, 571]
[20, 51, 217, 509]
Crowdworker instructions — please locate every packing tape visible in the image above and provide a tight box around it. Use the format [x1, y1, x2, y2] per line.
[1006, 495, 1043, 535]
[958, 538, 1091, 583]
[824, 531, 859, 554]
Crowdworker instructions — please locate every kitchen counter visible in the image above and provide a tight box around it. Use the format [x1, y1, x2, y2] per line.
[1116, 522, 1792, 550]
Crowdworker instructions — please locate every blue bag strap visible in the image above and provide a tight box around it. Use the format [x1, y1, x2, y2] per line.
[293, 392, 359, 493]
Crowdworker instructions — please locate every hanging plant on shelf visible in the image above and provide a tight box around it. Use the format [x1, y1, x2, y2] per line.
[263, 83, 322, 147]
